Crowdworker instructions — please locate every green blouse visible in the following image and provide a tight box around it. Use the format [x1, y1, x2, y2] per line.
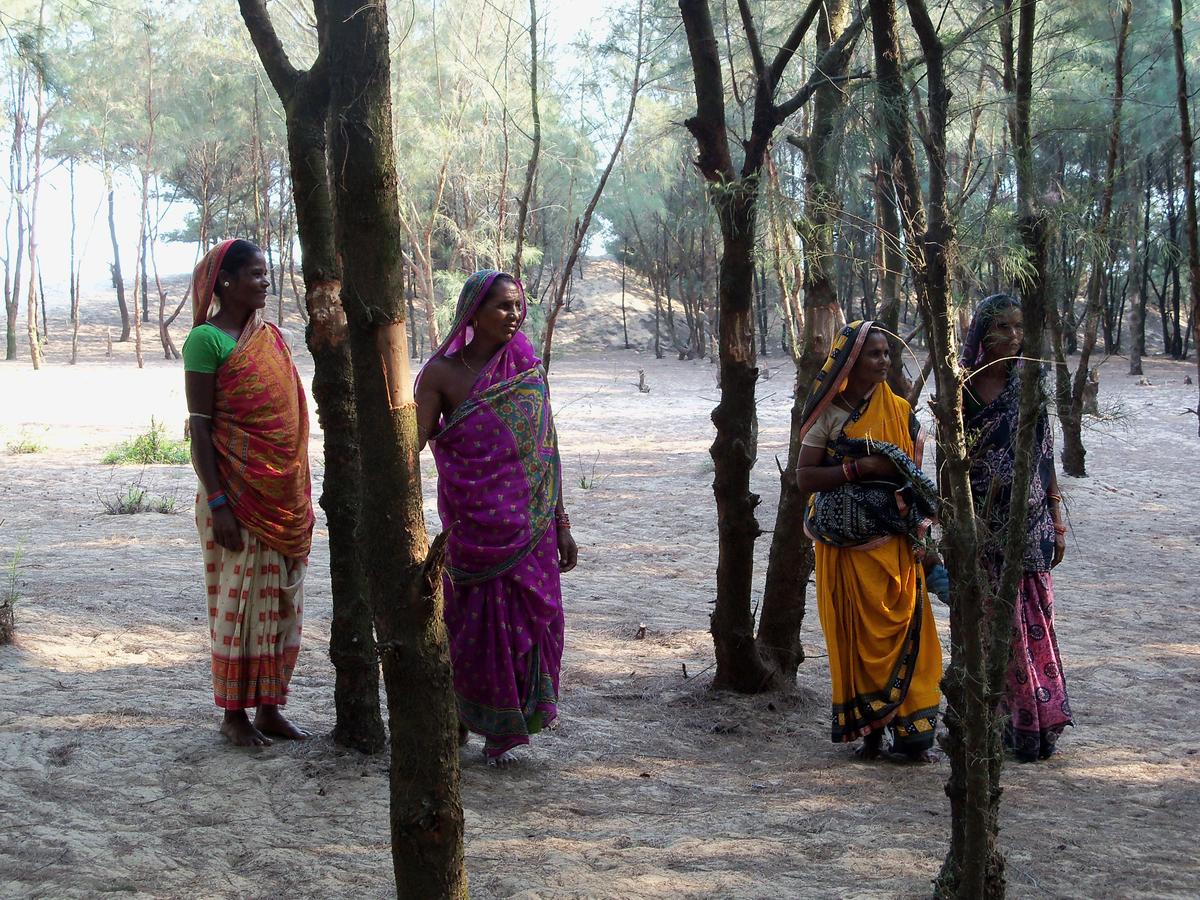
[181, 323, 238, 374]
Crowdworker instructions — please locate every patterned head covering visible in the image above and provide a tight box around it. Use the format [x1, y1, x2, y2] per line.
[415, 269, 536, 395]
[191, 239, 237, 328]
[961, 293, 1022, 371]
[799, 319, 877, 441]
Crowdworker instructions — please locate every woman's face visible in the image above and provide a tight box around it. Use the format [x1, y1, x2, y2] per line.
[222, 249, 270, 314]
[983, 307, 1023, 363]
[850, 331, 891, 387]
[473, 279, 522, 345]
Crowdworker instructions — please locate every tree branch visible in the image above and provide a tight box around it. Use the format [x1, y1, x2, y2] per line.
[238, 0, 301, 99]
[766, 0, 825, 93]
[735, 0, 768, 91]
[680, 0, 735, 183]
[773, 10, 866, 123]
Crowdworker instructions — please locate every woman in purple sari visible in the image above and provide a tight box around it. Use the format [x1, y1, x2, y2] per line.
[963, 293, 1073, 761]
[415, 270, 577, 767]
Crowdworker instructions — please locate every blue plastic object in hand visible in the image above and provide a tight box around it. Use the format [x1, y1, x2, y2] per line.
[926, 563, 951, 605]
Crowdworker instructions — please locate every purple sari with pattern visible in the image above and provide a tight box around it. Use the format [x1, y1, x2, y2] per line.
[417, 271, 564, 759]
[964, 294, 1073, 761]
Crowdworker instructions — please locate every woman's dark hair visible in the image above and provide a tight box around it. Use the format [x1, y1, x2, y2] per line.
[214, 240, 262, 297]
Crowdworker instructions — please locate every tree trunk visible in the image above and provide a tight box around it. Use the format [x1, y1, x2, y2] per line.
[108, 183, 131, 342]
[240, 0, 386, 757]
[324, 0, 467, 894]
[512, 0, 541, 280]
[1061, 0, 1130, 475]
[70, 160, 80, 365]
[542, 2, 645, 371]
[1130, 157, 1153, 376]
[869, 0, 995, 894]
[25, 15, 46, 371]
[757, 0, 853, 685]
[1172, 0, 1200, 431]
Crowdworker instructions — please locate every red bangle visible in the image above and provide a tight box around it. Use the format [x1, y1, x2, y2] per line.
[1053, 524, 1067, 535]
[842, 460, 858, 483]
[207, 489, 225, 501]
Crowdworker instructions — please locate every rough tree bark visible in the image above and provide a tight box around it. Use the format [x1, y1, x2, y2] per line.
[680, 0, 864, 691]
[324, 0, 467, 894]
[1172, 0, 1200, 432]
[239, 0, 386, 756]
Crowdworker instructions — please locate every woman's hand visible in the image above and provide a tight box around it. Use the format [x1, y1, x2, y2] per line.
[557, 526, 578, 573]
[212, 505, 245, 553]
[856, 453, 900, 480]
[1051, 529, 1066, 568]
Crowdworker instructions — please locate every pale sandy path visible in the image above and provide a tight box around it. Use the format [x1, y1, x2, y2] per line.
[1, 316, 1198, 898]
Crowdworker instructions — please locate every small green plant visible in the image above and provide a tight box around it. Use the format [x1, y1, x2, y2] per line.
[577, 452, 606, 490]
[100, 480, 180, 515]
[102, 485, 149, 514]
[1, 543, 22, 645]
[102, 417, 190, 466]
[6, 430, 46, 455]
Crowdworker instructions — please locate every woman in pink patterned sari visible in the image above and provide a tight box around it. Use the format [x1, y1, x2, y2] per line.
[183, 239, 314, 747]
[415, 270, 577, 768]
[963, 293, 1073, 761]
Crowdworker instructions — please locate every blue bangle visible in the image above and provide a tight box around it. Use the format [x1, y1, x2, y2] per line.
[208, 494, 229, 510]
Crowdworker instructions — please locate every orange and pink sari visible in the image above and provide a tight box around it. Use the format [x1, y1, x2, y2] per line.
[191, 240, 313, 710]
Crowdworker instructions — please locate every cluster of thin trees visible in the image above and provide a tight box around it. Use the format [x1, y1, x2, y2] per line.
[4, 0, 1200, 898]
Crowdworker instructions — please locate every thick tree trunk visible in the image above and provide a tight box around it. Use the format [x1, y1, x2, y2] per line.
[756, 0, 852, 684]
[240, 0, 386, 757]
[324, 1, 467, 894]
[1173, 0, 1200, 430]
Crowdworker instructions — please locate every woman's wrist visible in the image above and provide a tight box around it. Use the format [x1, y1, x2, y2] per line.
[555, 508, 571, 530]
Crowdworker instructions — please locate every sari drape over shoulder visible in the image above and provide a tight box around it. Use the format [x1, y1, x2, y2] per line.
[419, 270, 564, 759]
[803, 320, 943, 752]
[189, 240, 313, 710]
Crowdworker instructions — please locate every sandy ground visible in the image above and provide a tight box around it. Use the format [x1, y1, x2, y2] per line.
[1, 282, 1199, 899]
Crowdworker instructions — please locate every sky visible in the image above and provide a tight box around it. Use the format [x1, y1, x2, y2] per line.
[3, 1, 618, 308]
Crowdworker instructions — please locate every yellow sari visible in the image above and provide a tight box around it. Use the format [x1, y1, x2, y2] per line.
[807, 326, 942, 753]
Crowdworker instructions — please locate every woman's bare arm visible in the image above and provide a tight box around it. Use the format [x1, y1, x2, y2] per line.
[185, 370, 243, 551]
[414, 366, 445, 452]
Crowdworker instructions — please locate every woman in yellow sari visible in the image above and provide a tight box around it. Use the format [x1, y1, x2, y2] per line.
[183, 239, 314, 747]
[796, 321, 943, 761]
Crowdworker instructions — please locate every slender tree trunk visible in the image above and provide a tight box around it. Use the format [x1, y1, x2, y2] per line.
[70, 159, 80, 365]
[543, 1, 645, 371]
[4, 66, 25, 362]
[24, 18, 45, 371]
[1130, 157, 1152, 376]
[869, 0, 993, 894]
[240, 0, 386, 757]
[1172, 0, 1200, 429]
[1062, 1, 1130, 475]
[324, 1, 467, 894]
[107, 182, 130, 342]
[512, 0, 541, 280]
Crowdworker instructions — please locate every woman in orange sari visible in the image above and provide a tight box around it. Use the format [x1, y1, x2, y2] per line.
[183, 239, 314, 747]
[796, 321, 943, 762]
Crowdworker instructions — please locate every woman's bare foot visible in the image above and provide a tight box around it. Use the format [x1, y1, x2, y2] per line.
[486, 748, 522, 769]
[853, 730, 884, 761]
[254, 705, 309, 740]
[221, 710, 272, 747]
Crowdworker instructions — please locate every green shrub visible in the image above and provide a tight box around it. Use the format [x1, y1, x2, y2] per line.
[102, 418, 190, 466]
